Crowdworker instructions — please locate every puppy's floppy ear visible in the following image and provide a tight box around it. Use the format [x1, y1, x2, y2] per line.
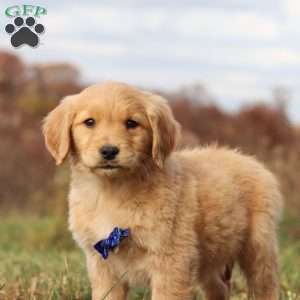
[42, 96, 75, 165]
[145, 93, 181, 168]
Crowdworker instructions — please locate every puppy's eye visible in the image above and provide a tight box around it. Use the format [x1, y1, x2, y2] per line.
[126, 119, 139, 129]
[83, 118, 96, 128]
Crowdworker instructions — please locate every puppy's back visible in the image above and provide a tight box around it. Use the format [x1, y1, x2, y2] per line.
[172, 145, 283, 222]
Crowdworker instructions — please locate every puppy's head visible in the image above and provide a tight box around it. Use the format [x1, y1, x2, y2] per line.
[43, 81, 180, 177]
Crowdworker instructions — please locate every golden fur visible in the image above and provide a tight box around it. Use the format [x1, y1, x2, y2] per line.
[43, 81, 283, 300]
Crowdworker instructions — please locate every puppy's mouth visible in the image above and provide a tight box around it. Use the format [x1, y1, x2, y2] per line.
[100, 165, 121, 169]
[94, 164, 122, 170]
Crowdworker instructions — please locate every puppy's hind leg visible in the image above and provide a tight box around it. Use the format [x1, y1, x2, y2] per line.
[239, 213, 280, 300]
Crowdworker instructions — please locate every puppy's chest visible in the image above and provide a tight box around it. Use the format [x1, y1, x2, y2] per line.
[70, 200, 129, 249]
[70, 193, 155, 280]
[68, 187, 152, 252]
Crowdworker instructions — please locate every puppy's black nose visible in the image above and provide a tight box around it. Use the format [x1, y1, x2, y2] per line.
[100, 145, 119, 160]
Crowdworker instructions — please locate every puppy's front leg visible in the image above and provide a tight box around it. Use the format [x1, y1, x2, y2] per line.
[151, 257, 194, 300]
[86, 253, 128, 300]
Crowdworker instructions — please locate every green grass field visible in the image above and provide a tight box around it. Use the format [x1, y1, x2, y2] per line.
[0, 215, 299, 300]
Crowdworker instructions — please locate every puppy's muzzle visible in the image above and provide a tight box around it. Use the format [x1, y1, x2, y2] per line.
[100, 145, 119, 161]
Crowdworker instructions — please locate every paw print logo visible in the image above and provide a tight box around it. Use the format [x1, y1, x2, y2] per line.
[5, 17, 45, 48]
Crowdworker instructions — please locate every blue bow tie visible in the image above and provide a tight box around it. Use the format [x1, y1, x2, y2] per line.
[94, 227, 129, 260]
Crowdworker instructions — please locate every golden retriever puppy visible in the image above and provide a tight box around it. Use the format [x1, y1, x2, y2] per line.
[43, 81, 282, 300]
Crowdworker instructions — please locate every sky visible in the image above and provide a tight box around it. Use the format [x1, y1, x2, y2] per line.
[0, 0, 300, 122]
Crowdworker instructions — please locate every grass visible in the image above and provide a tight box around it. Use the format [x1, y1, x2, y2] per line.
[0, 215, 299, 300]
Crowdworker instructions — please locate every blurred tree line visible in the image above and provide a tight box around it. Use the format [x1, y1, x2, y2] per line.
[0, 51, 299, 230]
[0, 51, 83, 213]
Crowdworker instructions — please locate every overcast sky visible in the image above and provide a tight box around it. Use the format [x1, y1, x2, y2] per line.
[0, 0, 300, 122]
